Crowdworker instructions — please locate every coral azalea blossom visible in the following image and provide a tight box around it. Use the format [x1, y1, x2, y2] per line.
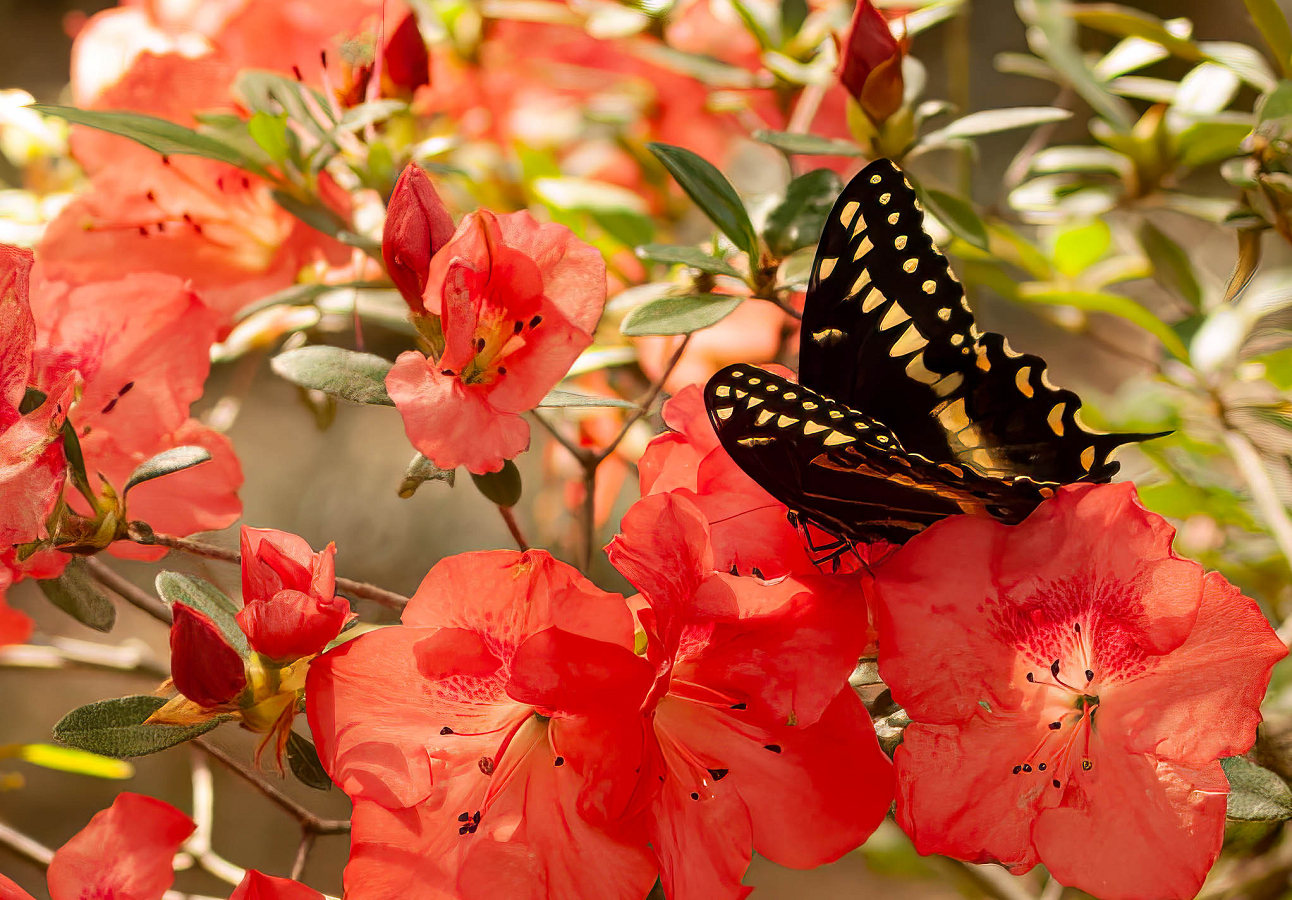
[237, 525, 349, 661]
[386, 209, 605, 474]
[875, 482, 1286, 900]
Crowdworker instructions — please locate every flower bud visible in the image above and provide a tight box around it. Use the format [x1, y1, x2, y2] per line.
[382, 163, 456, 313]
[237, 589, 352, 661]
[170, 604, 246, 707]
[383, 13, 430, 96]
[241, 526, 335, 602]
[838, 0, 905, 123]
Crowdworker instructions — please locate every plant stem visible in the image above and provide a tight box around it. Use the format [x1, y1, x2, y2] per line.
[0, 820, 53, 869]
[194, 738, 350, 835]
[84, 556, 172, 625]
[291, 830, 316, 881]
[1222, 429, 1292, 581]
[594, 334, 692, 465]
[497, 505, 530, 551]
[579, 455, 598, 573]
[133, 531, 410, 609]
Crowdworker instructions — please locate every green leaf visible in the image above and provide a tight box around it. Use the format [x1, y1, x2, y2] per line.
[286, 731, 332, 790]
[1255, 347, 1292, 390]
[532, 177, 649, 214]
[539, 390, 636, 409]
[1172, 63, 1241, 116]
[919, 187, 989, 252]
[635, 244, 742, 278]
[235, 70, 334, 138]
[124, 446, 213, 494]
[17, 744, 134, 779]
[1094, 36, 1171, 79]
[398, 453, 455, 498]
[1067, 5, 1200, 59]
[1139, 481, 1261, 532]
[1052, 220, 1112, 278]
[928, 106, 1072, 142]
[471, 460, 522, 508]
[620, 293, 745, 336]
[270, 189, 349, 241]
[36, 559, 116, 634]
[751, 130, 864, 157]
[1017, 284, 1189, 360]
[33, 105, 269, 178]
[764, 169, 842, 258]
[336, 99, 409, 133]
[1222, 756, 1292, 821]
[1244, 0, 1292, 79]
[155, 571, 248, 656]
[1138, 221, 1202, 309]
[53, 695, 224, 758]
[1174, 116, 1253, 168]
[233, 280, 390, 322]
[270, 346, 395, 406]
[247, 111, 289, 163]
[647, 142, 759, 259]
[590, 210, 655, 249]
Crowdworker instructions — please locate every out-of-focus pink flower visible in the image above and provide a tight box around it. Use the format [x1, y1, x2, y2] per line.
[170, 602, 247, 707]
[46, 792, 195, 900]
[386, 209, 605, 474]
[383, 162, 456, 313]
[636, 297, 787, 395]
[0, 568, 33, 647]
[228, 871, 325, 900]
[838, 0, 904, 122]
[236, 526, 350, 661]
[876, 483, 1287, 900]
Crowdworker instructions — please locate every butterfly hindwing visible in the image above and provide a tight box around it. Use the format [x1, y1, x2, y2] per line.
[703, 366, 1049, 545]
[798, 157, 1156, 484]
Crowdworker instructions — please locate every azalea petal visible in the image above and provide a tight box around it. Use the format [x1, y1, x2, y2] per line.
[0, 873, 36, 900]
[401, 549, 634, 653]
[0, 372, 76, 546]
[1100, 571, 1286, 766]
[386, 351, 531, 475]
[46, 792, 194, 900]
[0, 245, 34, 409]
[0, 584, 34, 647]
[228, 870, 325, 900]
[240, 526, 328, 601]
[552, 711, 661, 824]
[507, 627, 654, 715]
[1033, 751, 1227, 900]
[893, 718, 1047, 871]
[237, 588, 351, 661]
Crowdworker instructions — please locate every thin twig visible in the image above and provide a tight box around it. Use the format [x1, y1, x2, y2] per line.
[194, 738, 350, 835]
[84, 556, 172, 624]
[175, 751, 246, 887]
[0, 636, 168, 680]
[0, 819, 54, 868]
[290, 830, 316, 882]
[135, 532, 409, 609]
[1222, 429, 1292, 588]
[594, 334, 692, 465]
[579, 456, 599, 573]
[497, 505, 530, 552]
[531, 410, 593, 464]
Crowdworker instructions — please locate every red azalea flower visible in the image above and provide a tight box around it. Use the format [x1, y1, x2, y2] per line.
[228, 870, 325, 900]
[604, 492, 894, 899]
[0, 568, 33, 647]
[307, 549, 658, 900]
[382, 162, 456, 313]
[45, 792, 195, 900]
[237, 525, 350, 661]
[875, 482, 1287, 900]
[837, 0, 905, 122]
[386, 209, 605, 474]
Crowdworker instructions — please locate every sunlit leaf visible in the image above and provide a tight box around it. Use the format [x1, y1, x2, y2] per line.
[17, 744, 134, 780]
[635, 244, 743, 278]
[916, 186, 989, 251]
[271, 346, 395, 406]
[1052, 220, 1112, 278]
[1255, 348, 1292, 390]
[647, 142, 759, 259]
[620, 293, 744, 336]
[1067, 5, 1200, 59]
[1093, 36, 1170, 80]
[1138, 221, 1202, 309]
[247, 111, 289, 163]
[1243, 0, 1292, 79]
[1017, 284, 1189, 359]
[539, 390, 636, 409]
[124, 446, 213, 494]
[925, 106, 1072, 143]
[532, 177, 649, 214]
[336, 100, 409, 133]
[752, 130, 865, 157]
[1172, 62, 1241, 115]
[764, 169, 842, 257]
[54, 695, 224, 758]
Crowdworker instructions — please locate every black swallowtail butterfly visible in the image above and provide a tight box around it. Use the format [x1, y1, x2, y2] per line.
[702, 158, 1163, 547]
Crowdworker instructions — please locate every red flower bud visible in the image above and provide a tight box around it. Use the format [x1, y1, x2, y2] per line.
[382, 163, 456, 313]
[838, 0, 905, 123]
[237, 589, 352, 661]
[241, 526, 335, 603]
[383, 13, 430, 95]
[170, 604, 246, 707]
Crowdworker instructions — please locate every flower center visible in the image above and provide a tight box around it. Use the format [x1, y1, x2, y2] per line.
[1010, 621, 1099, 790]
[458, 312, 543, 385]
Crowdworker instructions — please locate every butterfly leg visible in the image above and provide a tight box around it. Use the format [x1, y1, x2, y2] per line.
[787, 511, 855, 572]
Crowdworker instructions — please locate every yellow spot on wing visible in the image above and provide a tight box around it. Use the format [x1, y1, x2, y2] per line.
[926, 281, 940, 296]
[804, 421, 827, 435]
[1047, 403, 1066, 435]
[889, 322, 928, 357]
[839, 201, 859, 229]
[714, 385, 731, 398]
[756, 409, 774, 426]
[854, 236, 874, 260]
[1080, 446, 1096, 470]
[879, 303, 910, 331]
[1015, 367, 1033, 397]
[894, 235, 908, 250]
[715, 407, 733, 420]
[747, 396, 764, 408]
[777, 415, 799, 428]
[818, 257, 837, 280]
[823, 432, 855, 446]
[902, 258, 918, 273]
[905, 353, 940, 385]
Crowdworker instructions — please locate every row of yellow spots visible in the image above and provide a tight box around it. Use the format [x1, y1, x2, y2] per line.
[711, 373, 893, 450]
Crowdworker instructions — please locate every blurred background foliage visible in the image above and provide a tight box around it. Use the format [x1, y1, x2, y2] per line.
[2, 0, 1292, 898]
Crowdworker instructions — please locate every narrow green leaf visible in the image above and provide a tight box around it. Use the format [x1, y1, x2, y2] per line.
[233, 280, 390, 322]
[247, 111, 289, 163]
[398, 453, 455, 498]
[532, 177, 649, 214]
[53, 695, 224, 758]
[590, 210, 655, 249]
[929, 106, 1072, 142]
[155, 571, 248, 655]
[1174, 117, 1253, 168]
[471, 460, 523, 508]
[751, 130, 864, 157]
[1052, 220, 1112, 278]
[270, 190, 348, 241]
[1254, 347, 1292, 390]
[18, 744, 135, 779]
[647, 143, 759, 259]
[270, 346, 395, 406]
[635, 244, 742, 278]
[18, 387, 45, 415]
[1018, 284, 1190, 360]
[538, 390, 636, 409]
[33, 105, 270, 178]
[36, 559, 116, 634]
[1067, 6, 1200, 59]
[764, 169, 842, 258]
[124, 446, 213, 494]
[920, 187, 989, 252]
[1172, 63, 1241, 116]
[336, 99, 408, 133]
[620, 293, 744, 336]
[1244, 0, 1292, 79]
[286, 731, 332, 791]
[1223, 756, 1292, 821]
[1138, 221, 1202, 309]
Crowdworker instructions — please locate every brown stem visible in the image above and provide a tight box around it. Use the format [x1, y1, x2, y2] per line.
[194, 738, 349, 835]
[290, 829, 316, 881]
[578, 456, 598, 573]
[84, 556, 172, 625]
[0, 819, 54, 869]
[594, 334, 692, 465]
[134, 531, 409, 609]
[497, 505, 530, 552]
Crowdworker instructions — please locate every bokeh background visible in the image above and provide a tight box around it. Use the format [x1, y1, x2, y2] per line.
[2, 1, 1290, 899]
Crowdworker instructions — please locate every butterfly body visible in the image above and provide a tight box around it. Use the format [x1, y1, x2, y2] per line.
[704, 158, 1162, 544]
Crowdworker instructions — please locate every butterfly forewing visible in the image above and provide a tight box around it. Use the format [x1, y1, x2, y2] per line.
[798, 157, 1157, 484]
[704, 366, 1049, 545]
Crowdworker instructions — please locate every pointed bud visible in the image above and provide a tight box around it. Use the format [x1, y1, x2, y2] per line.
[170, 604, 246, 707]
[383, 13, 430, 96]
[382, 163, 455, 314]
[838, 1, 905, 123]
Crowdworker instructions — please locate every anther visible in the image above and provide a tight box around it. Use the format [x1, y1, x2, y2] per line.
[458, 825, 470, 835]
[513, 321, 524, 334]
[442, 369, 455, 377]
[1050, 660, 1060, 677]
[292, 65, 304, 80]
[764, 744, 781, 753]
[161, 155, 171, 165]
[320, 50, 328, 67]
[1038, 763, 1046, 771]
[751, 567, 765, 579]
[1073, 622, 1081, 633]
[498, 367, 507, 375]
[1082, 759, 1093, 771]
[473, 811, 481, 823]
[1022, 764, 1032, 772]
[690, 792, 699, 800]
[137, 226, 148, 236]
[1085, 670, 1094, 681]
[529, 315, 542, 328]
[120, 382, 134, 395]
[241, 176, 251, 189]
[1048, 721, 1061, 730]
[1026, 672, 1034, 682]
[1012, 765, 1021, 774]
[730, 703, 746, 710]
[475, 337, 486, 352]
[145, 190, 156, 202]
[458, 812, 469, 822]
[729, 565, 739, 575]
[1052, 779, 1061, 788]
[101, 398, 119, 415]
[554, 756, 565, 767]
[478, 757, 495, 775]
[441, 727, 454, 735]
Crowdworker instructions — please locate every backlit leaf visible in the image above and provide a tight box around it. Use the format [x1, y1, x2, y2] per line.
[471, 460, 522, 508]
[647, 142, 759, 259]
[271, 346, 395, 406]
[620, 293, 745, 336]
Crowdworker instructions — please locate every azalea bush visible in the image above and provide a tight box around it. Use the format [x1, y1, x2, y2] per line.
[2, 1, 1292, 899]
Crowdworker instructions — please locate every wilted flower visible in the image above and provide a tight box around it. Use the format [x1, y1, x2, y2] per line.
[876, 483, 1286, 900]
